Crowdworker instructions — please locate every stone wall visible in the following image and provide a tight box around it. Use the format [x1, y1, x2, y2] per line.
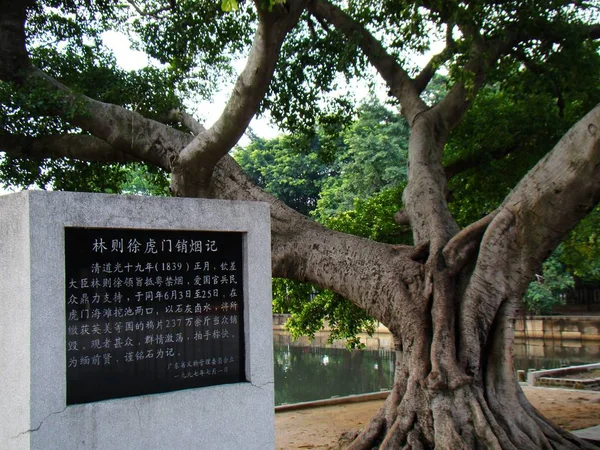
[275, 314, 600, 342]
[514, 316, 600, 341]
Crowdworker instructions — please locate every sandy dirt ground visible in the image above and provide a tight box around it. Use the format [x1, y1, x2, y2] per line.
[275, 386, 600, 449]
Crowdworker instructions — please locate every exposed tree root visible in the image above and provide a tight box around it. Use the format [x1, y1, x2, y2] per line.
[344, 380, 599, 450]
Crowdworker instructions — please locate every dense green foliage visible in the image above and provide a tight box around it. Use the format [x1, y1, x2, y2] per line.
[272, 279, 377, 349]
[446, 42, 600, 225]
[560, 206, 600, 282]
[320, 184, 409, 245]
[236, 98, 410, 218]
[120, 163, 170, 196]
[236, 98, 410, 347]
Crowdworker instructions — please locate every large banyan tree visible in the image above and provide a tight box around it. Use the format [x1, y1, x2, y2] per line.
[2, 0, 600, 448]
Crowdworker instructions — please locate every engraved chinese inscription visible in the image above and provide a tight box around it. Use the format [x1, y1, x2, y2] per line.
[65, 227, 245, 405]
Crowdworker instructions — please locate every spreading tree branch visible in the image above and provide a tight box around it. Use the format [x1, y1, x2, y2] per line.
[24, 69, 183, 171]
[0, 134, 139, 163]
[433, 46, 490, 131]
[0, 1, 197, 174]
[0, 0, 186, 174]
[459, 103, 600, 374]
[413, 23, 456, 94]
[122, 0, 171, 17]
[307, 0, 427, 123]
[442, 212, 497, 275]
[431, 7, 564, 132]
[165, 109, 206, 135]
[436, 17, 600, 132]
[170, 0, 308, 197]
[209, 154, 422, 331]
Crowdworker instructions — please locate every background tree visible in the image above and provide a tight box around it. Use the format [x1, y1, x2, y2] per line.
[234, 131, 328, 215]
[2, 0, 600, 448]
[560, 206, 600, 283]
[312, 98, 409, 220]
[522, 252, 574, 316]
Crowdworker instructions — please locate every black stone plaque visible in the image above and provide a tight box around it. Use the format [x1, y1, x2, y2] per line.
[64, 227, 245, 405]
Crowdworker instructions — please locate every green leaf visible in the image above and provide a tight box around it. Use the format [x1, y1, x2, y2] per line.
[221, 0, 238, 12]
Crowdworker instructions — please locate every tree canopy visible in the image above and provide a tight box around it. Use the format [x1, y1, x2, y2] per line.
[238, 86, 600, 326]
[234, 131, 328, 215]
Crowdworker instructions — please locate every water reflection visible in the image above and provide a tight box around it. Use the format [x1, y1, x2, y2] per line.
[274, 344, 396, 405]
[513, 338, 600, 371]
[273, 331, 600, 406]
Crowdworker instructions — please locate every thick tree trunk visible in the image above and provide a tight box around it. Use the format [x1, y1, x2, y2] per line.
[341, 105, 600, 450]
[207, 127, 599, 449]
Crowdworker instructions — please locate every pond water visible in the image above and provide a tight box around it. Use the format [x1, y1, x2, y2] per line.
[273, 331, 600, 406]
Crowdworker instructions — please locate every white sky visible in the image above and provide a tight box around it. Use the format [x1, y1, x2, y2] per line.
[102, 30, 280, 145]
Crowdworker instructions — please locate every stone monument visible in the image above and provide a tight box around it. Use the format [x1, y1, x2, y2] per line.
[0, 191, 273, 449]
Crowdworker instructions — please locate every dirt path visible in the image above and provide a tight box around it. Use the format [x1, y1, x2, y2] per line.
[275, 387, 600, 449]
